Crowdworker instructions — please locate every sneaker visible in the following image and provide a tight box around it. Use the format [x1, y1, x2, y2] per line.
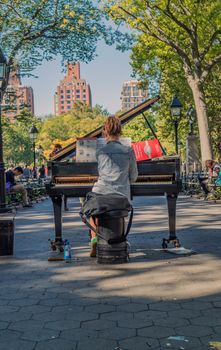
[90, 237, 97, 258]
[23, 203, 33, 208]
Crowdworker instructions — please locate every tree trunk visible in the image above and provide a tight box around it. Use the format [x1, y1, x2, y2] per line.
[187, 77, 213, 164]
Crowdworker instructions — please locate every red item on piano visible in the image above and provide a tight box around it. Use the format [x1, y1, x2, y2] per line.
[132, 139, 163, 161]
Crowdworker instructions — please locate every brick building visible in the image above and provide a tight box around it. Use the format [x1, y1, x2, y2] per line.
[2, 68, 34, 120]
[120, 80, 148, 111]
[54, 62, 92, 115]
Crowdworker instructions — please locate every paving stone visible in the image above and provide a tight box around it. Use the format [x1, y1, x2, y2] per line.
[0, 321, 9, 330]
[65, 311, 98, 322]
[0, 292, 28, 300]
[0, 299, 9, 306]
[0, 311, 32, 322]
[9, 320, 44, 331]
[175, 325, 214, 337]
[213, 301, 221, 308]
[202, 308, 221, 318]
[9, 298, 39, 307]
[0, 339, 35, 350]
[45, 320, 80, 330]
[99, 326, 136, 340]
[0, 305, 19, 313]
[70, 298, 100, 306]
[149, 301, 181, 312]
[154, 317, 189, 327]
[100, 311, 133, 321]
[119, 336, 159, 349]
[117, 302, 149, 313]
[160, 336, 202, 349]
[21, 328, 60, 341]
[32, 311, 66, 322]
[84, 304, 115, 314]
[200, 333, 221, 345]
[214, 325, 221, 334]
[81, 319, 116, 330]
[135, 310, 167, 320]
[118, 318, 153, 329]
[39, 298, 70, 306]
[168, 309, 201, 319]
[77, 338, 117, 350]
[35, 338, 76, 350]
[51, 305, 83, 314]
[0, 329, 21, 340]
[138, 326, 176, 338]
[19, 305, 51, 314]
[101, 296, 131, 305]
[190, 316, 221, 326]
[61, 328, 98, 341]
[180, 301, 212, 311]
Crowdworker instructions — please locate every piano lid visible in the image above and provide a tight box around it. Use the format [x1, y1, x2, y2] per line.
[50, 95, 160, 161]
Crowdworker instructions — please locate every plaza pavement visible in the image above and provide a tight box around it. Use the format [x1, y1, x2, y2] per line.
[0, 195, 221, 350]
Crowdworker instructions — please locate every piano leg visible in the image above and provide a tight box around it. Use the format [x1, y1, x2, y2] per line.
[163, 194, 180, 249]
[51, 195, 63, 243]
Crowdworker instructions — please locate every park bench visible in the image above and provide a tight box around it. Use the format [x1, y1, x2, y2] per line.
[182, 173, 221, 202]
[6, 179, 48, 208]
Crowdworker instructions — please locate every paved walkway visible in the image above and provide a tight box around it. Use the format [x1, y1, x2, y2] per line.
[0, 196, 221, 350]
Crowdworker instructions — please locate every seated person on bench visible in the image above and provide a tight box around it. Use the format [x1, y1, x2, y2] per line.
[89, 116, 138, 257]
[6, 166, 32, 208]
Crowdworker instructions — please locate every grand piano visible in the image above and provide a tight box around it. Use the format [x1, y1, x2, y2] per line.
[46, 96, 182, 248]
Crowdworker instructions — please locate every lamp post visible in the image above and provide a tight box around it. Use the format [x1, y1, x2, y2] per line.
[170, 96, 182, 154]
[187, 105, 196, 135]
[29, 125, 39, 178]
[0, 48, 8, 211]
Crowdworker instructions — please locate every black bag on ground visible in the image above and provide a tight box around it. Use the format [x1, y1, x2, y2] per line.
[79, 192, 133, 264]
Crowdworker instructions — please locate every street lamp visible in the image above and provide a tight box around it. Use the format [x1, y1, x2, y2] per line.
[0, 48, 8, 211]
[187, 105, 196, 135]
[170, 96, 182, 154]
[29, 125, 39, 178]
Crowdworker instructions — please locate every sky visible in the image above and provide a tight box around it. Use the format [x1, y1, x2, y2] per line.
[23, 42, 134, 117]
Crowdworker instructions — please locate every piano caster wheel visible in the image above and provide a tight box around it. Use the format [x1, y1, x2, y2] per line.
[174, 239, 181, 248]
[49, 239, 64, 252]
[162, 238, 168, 249]
[162, 238, 181, 249]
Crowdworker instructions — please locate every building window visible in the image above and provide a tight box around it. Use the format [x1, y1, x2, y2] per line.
[67, 106, 71, 109]
[61, 101, 64, 104]
[67, 95, 71, 99]
[76, 95, 80, 98]
[66, 90, 70, 93]
[76, 89, 80, 93]
[67, 101, 71, 104]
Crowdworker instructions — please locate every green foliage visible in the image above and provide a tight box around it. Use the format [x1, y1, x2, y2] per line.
[122, 113, 157, 142]
[0, 0, 121, 75]
[104, 0, 221, 161]
[38, 102, 107, 158]
[2, 110, 42, 166]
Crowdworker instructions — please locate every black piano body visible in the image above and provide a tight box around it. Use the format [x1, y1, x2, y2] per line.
[46, 158, 182, 247]
[46, 96, 182, 248]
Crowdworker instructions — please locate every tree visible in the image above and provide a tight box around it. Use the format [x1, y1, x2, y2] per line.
[0, 0, 122, 96]
[105, 0, 221, 163]
[38, 102, 107, 158]
[2, 110, 42, 165]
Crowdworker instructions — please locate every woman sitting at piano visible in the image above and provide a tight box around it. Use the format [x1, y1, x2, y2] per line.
[89, 116, 138, 257]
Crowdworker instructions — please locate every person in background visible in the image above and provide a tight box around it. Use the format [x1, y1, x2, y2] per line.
[49, 143, 62, 159]
[23, 164, 31, 180]
[199, 159, 220, 199]
[39, 164, 46, 179]
[6, 166, 32, 207]
[89, 116, 138, 257]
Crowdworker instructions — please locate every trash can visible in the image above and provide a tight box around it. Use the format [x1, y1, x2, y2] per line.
[97, 210, 129, 264]
[0, 213, 15, 256]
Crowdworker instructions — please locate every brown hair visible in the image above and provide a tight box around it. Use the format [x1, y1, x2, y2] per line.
[103, 116, 122, 137]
